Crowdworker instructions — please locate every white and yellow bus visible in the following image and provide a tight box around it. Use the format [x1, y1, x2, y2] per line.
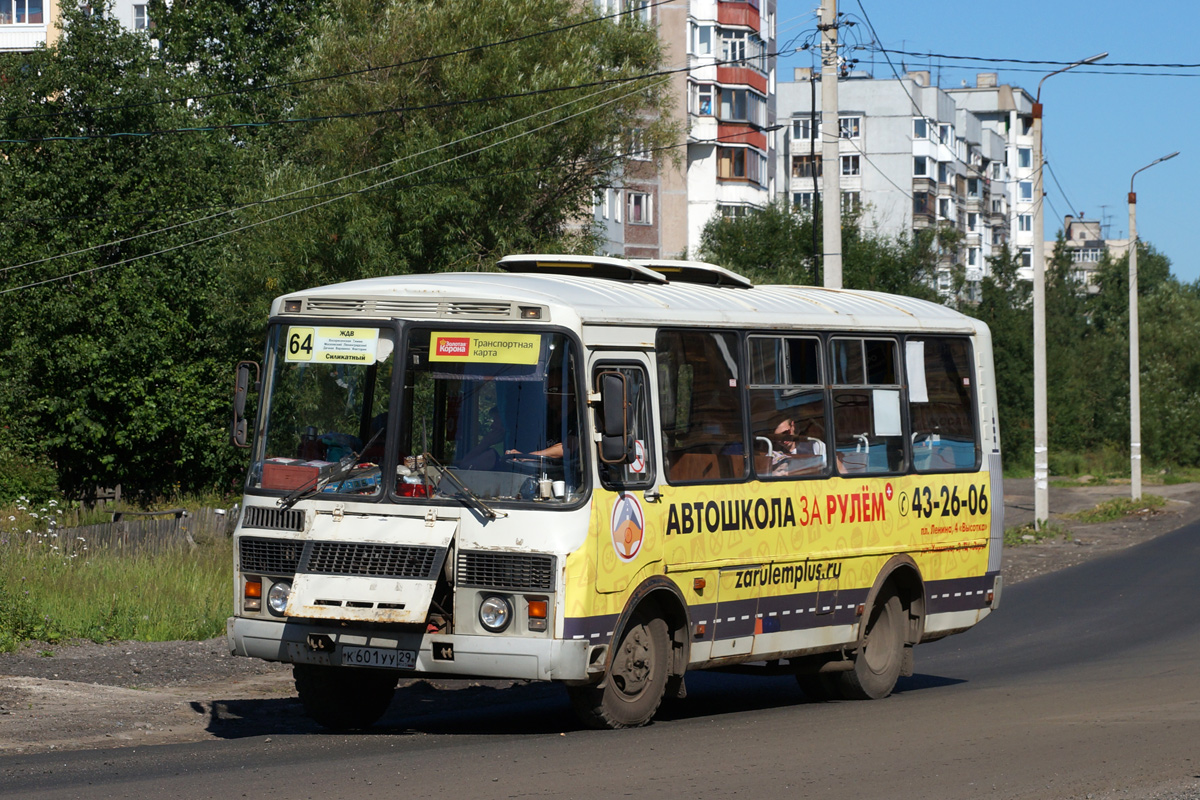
[228, 254, 1003, 729]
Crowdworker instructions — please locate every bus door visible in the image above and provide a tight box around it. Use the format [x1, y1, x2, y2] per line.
[592, 357, 661, 595]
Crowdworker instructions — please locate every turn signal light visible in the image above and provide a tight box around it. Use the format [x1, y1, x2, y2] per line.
[244, 577, 262, 611]
[527, 599, 548, 619]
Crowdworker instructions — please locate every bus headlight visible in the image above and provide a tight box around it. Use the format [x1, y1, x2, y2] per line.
[479, 595, 512, 633]
[267, 581, 292, 616]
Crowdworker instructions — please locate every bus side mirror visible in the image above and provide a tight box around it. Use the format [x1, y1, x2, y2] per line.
[232, 361, 260, 448]
[596, 371, 635, 464]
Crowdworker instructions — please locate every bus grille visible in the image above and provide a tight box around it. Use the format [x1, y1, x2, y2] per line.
[241, 506, 305, 532]
[240, 536, 304, 575]
[457, 551, 556, 592]
[303, 542, 446, 580]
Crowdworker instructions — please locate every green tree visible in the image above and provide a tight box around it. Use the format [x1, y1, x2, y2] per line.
[221, 0, 677, 342]
[0, 8, 252, 497]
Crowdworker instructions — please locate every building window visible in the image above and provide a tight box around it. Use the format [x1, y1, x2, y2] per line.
[690, 22, 713, 55]
[839, 116, 861, 139]
[842, 191, 861, 214]
[990, 162, 1002, 180]
[968, 212, 978, 231]
[913, 118, 928, 139]
[913, 156, 929, 177]
[968, 247, 979, 266]
[720, 29, 765, 72]
[718, 88, 765, 126]
[133, 4, 149, 30]
[1018, 214, 1032, 232]
[1072, 248, 1103, 262]
[939, 123, 951, 143]
[720, 204, 753, 219]
[1019, 247, 1032, 268]
[992, 198, 1004, 214]
[937, 162, 950, 184]
[792, 117, 819, 140]
[2, 0, 45, 23]
[719, 147, 767, 185]
[913, 192, 932, 216]
[1019, 181, 1034, 201]
[627, 192, 652, 225]
[967, 178, 981, 198]
[1018, 147, 1033, 169]
[841, 155, 860, 176]
[793, 192, 817, 211]
[792, 154, 821, 179]
[692, 83, 713, 116]
[938, 198, 951, 219]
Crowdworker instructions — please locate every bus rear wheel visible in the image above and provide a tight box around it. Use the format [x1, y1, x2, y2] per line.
[838, 592, 906, 700]
[568, 610, 670, 729]
[293, 663, 399, 730]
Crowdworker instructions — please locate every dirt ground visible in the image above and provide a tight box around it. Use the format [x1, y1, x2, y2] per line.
[2, 480, 1197, 755]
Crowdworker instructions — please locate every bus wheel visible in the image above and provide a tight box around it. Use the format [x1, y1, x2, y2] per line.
[293, 663, 399, 730]
[838, 591, 906, 700]
[568, 609, 670, 729]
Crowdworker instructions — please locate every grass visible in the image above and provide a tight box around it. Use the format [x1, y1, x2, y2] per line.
[0, 495, 233, 653]
[1062, 494, 1167, 524]
[1003, 521, 1072, 547]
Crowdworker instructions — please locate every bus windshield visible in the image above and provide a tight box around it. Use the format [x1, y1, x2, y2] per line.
[401, 328, 584, 505]
[250, 324, 396, 497]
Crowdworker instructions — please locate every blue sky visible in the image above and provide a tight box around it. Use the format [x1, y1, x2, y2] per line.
[776, 0, 1199, 282]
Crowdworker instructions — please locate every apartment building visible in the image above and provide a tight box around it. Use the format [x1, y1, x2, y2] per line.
[776, 68, 1018, 295]
[1, 1, 150, 52]
[1048, 214, 1129, 291]
[596, 0, 777, 259]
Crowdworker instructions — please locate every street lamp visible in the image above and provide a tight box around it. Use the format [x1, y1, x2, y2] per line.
[1128, 150, 1180, 500]
[1031, 51, 1106, 528]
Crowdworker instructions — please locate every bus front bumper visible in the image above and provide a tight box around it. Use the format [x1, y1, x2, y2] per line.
[227, 616, 594, 682]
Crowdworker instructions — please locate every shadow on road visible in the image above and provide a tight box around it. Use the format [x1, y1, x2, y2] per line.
[198, 667, 968, 740]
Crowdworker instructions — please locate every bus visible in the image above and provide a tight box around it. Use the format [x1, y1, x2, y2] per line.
[228, 254, 1003, 730]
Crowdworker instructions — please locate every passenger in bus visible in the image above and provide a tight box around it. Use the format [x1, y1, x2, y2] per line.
[771, 418, 828, 475]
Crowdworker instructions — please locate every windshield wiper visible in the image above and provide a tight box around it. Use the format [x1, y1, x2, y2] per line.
[420, 452, 505, 520]
[277, 425, 387, 510]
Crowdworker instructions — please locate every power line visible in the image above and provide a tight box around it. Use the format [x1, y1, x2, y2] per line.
[873, 47, 1200, 70]
[2, 1, 672, 125]
[0, 77, 669, 294]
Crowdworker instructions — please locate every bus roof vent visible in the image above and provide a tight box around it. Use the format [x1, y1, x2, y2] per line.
[630, 259, 754, 289]
[497, 254, 667, 284]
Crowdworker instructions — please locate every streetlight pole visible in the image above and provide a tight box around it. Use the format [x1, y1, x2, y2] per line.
[1031, 51, 1106, 528]
[819, 0, 842, 288]
[1128, 150, 1180, 500]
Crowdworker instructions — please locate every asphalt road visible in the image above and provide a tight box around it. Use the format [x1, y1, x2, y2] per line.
[3, 521, 1199, 800]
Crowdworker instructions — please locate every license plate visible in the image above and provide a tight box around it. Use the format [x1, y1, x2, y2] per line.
[341, 645, 417, 670]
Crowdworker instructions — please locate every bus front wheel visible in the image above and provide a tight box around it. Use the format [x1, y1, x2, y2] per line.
[293, 663, 399, 730]
[568, 609, 670, 729]
[839, 591, 906, 700]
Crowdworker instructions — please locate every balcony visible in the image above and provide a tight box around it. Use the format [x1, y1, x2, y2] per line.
[0, 23, 50, 52]
[716, 66, 768, 95]
[717, 0, 761, 31]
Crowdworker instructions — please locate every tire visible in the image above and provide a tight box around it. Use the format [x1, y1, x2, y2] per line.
[837, 592, 906, 700]
[568, 610, 670, 729]
[293, 663, 399, 730]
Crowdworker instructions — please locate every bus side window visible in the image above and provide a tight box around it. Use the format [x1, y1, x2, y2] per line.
[594, 364, 654, 489]
[656, 329, 747, 484]
[830, 337, 906, 475]
[907, 336, 980, 472]
[747, 335, 829, 479]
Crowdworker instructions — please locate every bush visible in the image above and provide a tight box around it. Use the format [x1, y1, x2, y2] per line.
[0, 453, 59, 506]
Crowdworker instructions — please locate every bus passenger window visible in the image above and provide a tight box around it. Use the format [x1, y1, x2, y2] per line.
[907, 336, 979, 472]
[656, 330, 747, 483]
[830, 337, 905, 475]
[747, 335, 828, 478]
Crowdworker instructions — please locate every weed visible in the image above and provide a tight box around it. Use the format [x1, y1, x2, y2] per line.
[1003, 521, 1071, 547]
[1064, 495, 1167, 524]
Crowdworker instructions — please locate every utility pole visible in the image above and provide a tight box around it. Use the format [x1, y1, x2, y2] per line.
[1128, 151, 1180, 501]
[1031, 51, 1106, 528]
[819, 0, 842, 288]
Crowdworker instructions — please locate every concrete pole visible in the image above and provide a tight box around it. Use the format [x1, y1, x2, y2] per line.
[1031, 105, 1049, 527]
[1128, 192, 1141, 500]
[820, 0, 842, 288]
[1030, 52, 1105, 528]
[1128, 150, 1179, 500]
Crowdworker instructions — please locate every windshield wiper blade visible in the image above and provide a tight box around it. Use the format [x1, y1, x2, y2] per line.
[420, 452, 505, 520]
[277, 425, 386, 510]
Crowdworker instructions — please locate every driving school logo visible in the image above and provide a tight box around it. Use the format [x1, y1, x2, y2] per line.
[610, 493, 645, 562]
